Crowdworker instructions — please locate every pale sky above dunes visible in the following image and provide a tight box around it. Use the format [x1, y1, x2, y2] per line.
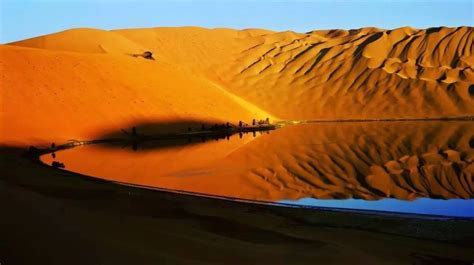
[0, 0, 473, 43]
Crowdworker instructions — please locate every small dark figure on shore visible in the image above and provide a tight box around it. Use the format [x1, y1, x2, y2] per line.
[52, 161, 65, 169]
[51, 142, 56, 149]
[201, 124, 206, 130]
[252, 119, 256, 126]
[239, 121, 242, 127]
[28, 146, 39, 156]
[132, 127, 137, 137]
[266, 117, 270, 124]
[226, 122, 231, 128]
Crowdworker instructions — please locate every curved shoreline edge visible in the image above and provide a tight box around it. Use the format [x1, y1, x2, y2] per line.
[1, 145, 473, 264]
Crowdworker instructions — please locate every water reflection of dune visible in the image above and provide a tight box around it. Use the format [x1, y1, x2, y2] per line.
[42, 122, 473, 201]
[213, 122, 474, 201]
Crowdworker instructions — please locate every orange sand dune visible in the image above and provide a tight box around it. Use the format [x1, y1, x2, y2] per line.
[41, 122, 474, 201]
[217, 26, 474, 119]
[11, 26, 474, 122]
[0, 44, 273, 145]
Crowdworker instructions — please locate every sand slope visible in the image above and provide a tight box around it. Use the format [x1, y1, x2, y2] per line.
[218, 27, 474, 119]
[11, 26, 474, 121]
[9, 28, 146, 54]
[0, 44, 273, 144]
[124, 26, 474, 119]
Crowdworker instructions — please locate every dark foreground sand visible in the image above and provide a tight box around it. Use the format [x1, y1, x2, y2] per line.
[1, 146, 473, 265]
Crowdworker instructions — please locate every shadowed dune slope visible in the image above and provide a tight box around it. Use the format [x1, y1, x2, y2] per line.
[0, 45, 273, 145]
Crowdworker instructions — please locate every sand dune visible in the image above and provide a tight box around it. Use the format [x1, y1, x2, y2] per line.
[10, 26, 474, 123]
[0, 44, 273, 145]
[9, 28, 146, 54]
[218, 27, 474, 119]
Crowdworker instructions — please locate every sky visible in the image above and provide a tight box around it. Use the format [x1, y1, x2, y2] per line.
[0, 0, 473, 43]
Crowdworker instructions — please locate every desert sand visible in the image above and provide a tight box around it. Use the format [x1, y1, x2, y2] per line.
[7, 26, 474, 123]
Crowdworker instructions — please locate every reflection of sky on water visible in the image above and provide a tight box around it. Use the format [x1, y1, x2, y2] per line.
[279, 198, 474, 218]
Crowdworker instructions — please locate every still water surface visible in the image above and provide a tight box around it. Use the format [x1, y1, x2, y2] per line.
[41, 122, 474, 217]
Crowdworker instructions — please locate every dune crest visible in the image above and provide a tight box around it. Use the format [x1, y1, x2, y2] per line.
[10, 28, 146, 54]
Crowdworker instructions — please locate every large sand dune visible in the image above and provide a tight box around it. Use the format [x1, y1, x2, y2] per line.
[0, 44, 272, 144]
[218, 27, 474, 119]
[8, 26, 474, 126]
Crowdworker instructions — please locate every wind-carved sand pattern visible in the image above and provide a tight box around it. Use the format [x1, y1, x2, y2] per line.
[218, 27, 474, 119]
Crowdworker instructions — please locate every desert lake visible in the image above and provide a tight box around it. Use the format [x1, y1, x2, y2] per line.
[40, 121, 474, 218]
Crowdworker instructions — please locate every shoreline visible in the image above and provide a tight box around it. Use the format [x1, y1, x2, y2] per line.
[24, 118, 474, 221]
[277, 115, 474, 125]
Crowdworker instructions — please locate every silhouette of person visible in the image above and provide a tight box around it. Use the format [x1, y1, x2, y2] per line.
[132, 127, 137, 137]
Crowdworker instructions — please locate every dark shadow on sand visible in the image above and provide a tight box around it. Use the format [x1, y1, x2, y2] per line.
[90, 119, 273, 152]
